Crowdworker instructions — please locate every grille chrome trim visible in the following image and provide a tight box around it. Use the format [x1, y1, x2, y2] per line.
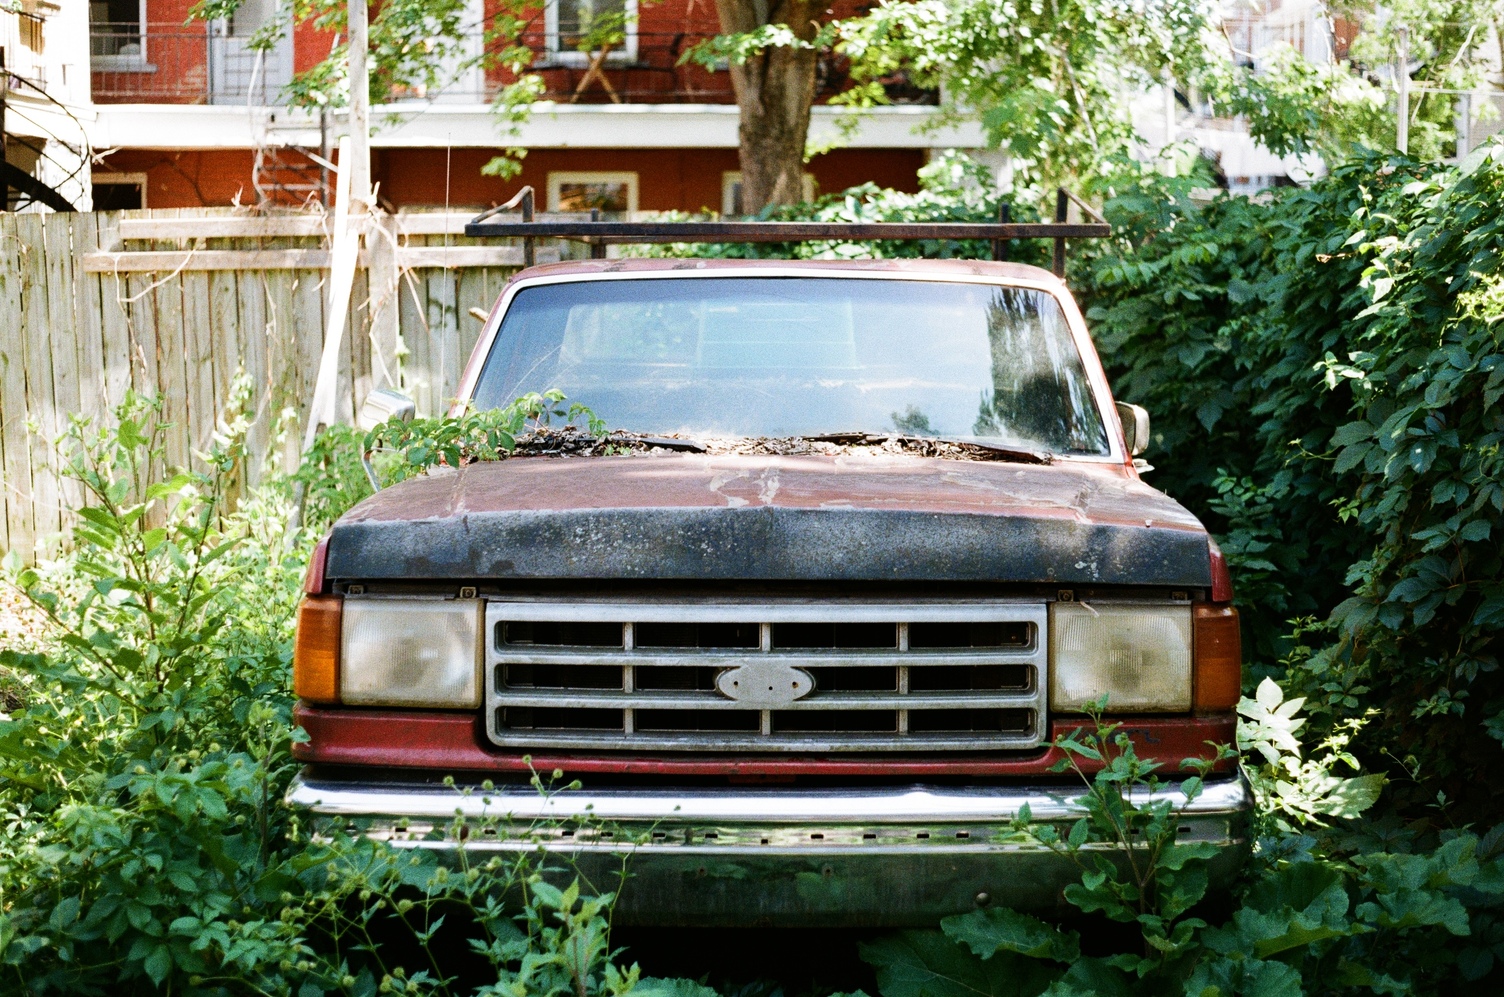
[484, 600, 1048, 752]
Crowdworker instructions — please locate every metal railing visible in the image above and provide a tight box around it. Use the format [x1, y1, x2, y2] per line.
[89, 29, 937, 106]
[90, 27, 292, 104]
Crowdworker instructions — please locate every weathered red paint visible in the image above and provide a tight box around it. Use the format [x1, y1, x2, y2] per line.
[335, 454, 1195, 529]
[1209, 542, 1235, 603]
[304, 536, 329, 595]
[292, 705, 1237, 776]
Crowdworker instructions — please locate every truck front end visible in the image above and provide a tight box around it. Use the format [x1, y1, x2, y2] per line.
[287, 260, 1249, 926]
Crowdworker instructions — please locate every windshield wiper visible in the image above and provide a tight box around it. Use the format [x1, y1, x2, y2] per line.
[804, 432, 1052, 465]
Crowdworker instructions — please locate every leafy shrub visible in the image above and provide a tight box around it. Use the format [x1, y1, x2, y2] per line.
[296, 389, 606, 535]
[1074, 142, 1504, 819]
[0, 394, 690, 995]
[859, 684, 1504, 996]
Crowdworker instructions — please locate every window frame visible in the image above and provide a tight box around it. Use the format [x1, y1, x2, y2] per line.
[546, 171, 640, 216]
[543, 0, 639, 66]
[91, 171, 149, 210]
[89, 0, 151, 70]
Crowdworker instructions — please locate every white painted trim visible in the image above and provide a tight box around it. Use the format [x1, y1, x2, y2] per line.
[88, 103, 989, 151]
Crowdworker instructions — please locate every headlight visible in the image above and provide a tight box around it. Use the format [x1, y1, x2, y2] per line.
[1049, 603, 1192, 712]
[341, 599, 483, 708]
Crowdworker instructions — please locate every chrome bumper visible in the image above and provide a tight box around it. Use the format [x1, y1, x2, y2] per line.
[288, 773, 1252, 926]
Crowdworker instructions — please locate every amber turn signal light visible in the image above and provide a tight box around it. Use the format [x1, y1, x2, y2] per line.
[1192, 605, 1241, 711]
[294, 595, 343, 704]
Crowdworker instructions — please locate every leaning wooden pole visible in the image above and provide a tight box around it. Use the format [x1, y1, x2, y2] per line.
[299, 0, 373, 459]
[301, 137, 360, 456]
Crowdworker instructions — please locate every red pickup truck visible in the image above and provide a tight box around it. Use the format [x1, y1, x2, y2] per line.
[287, 257, 1248, 926]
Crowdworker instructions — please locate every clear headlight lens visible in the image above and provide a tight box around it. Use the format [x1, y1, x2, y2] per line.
[1049, 603, 1192, 712]
[341, 599, 483, 708]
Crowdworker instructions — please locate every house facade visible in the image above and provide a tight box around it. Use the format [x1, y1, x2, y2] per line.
[84, 0, 983, 213]
[8, 1, 1499, 213]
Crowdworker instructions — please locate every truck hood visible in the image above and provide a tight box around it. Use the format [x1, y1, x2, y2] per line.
[324, 453, 1211, 587]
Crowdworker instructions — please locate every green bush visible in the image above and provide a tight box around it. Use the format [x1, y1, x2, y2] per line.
[0, 395, 700, 995]
[1074, 143, 1504, 820]
[859, 687, 1504, 995]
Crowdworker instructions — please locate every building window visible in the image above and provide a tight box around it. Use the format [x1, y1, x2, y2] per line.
[545, 0, 637, 65]
[90, 0, 148, 65]
[92, 172, 148, 210]
[722, 171, 816, 216]
[548, 171, 638, 219]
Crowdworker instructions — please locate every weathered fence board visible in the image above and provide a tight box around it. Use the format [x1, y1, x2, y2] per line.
[0, 208, 528, 557]
[0, 217, 31, 556]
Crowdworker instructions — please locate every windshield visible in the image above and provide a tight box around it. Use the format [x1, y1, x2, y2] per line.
[471, 276, 1111, 455]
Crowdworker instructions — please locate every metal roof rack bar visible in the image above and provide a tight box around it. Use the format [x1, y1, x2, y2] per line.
[464, 187, 1111, 276]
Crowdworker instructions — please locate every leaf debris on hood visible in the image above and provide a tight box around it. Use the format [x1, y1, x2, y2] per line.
[500, 427, 1050, 464]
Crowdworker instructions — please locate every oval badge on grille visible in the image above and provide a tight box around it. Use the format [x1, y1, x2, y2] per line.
[716, 661, 815, 708]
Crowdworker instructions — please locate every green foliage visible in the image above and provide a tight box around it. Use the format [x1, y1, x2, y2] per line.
[1200, 44, 1390, 160]
[1026, 704, 1232, 971]
[295, 390, 605, 535]
[858, 692, 1504, 996]
[817, 0, 1494, 188]
[1334, 0, 1504, 161]
[681, 22, 840, 72]
[368, 390, 606, 478]
[0, 394, 670, 995]
[833, 0, 1211, 188]
[1238, 678, 1384, 830]
[1074, 142, 1504, 818]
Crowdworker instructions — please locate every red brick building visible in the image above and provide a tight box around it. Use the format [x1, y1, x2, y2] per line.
[87, 0, 982, 212]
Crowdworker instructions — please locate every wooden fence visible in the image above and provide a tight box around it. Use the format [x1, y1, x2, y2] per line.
[0, 207, 549, 558]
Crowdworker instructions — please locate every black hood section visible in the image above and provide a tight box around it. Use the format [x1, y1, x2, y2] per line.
[325, 505, 1211, 586]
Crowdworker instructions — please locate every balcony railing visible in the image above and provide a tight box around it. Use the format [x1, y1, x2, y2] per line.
[91, 27, 291, 105]
[91, 29, 936, 107]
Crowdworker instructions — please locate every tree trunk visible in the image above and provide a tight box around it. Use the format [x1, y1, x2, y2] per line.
[714, 0, 820, 213]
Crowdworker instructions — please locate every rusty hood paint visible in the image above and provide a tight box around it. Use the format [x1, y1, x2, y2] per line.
[324, 453, 1211, 586]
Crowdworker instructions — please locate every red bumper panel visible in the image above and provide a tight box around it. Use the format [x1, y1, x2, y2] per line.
[291, 706, 1237, 777]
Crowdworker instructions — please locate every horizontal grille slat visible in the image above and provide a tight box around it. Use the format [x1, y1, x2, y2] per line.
[485, 601, 1048, 752]
[491, 690, 1040, 710]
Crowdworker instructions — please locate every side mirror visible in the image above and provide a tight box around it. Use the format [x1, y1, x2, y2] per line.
[358, 388, 416, 432]
[1116, 402, 1150, 456]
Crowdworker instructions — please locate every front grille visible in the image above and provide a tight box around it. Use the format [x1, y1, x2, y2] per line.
[484, 601, 1048, 751]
